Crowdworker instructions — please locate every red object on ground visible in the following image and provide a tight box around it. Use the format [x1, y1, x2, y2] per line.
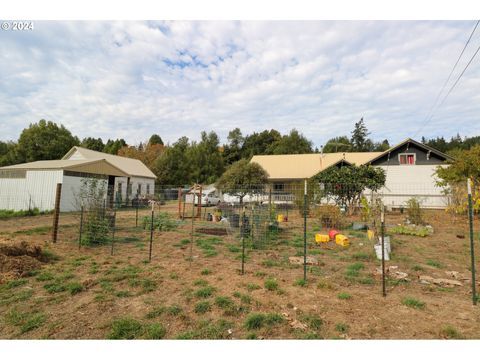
[328, 229, 340, 240]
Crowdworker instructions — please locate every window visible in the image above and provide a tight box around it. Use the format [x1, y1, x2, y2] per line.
[146, 184, 150, 195]
[137, 183, 142, 195]
[399, 153, 415, 165]
[273, 183, 285, 191]
[117, 182, 123, 193]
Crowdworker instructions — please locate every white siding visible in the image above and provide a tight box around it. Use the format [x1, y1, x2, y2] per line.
[60, 175, 109, 212]
[0, 170, 62, 211]
[371, 165, 448, 209]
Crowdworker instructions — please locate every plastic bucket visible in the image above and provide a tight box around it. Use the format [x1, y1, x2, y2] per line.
[315, 233, 330, 243]
[374, 244, 390, 260]
[329, 229, 340, 240]
[277, 214, 284, 223]
[335, 234, 349, 247]
[367, 229, 375, 241]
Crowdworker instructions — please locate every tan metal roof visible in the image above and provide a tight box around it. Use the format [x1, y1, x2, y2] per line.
[0, 159, 129, 177]
[251, 152, 383, 180]
[62, 146, 157, 179]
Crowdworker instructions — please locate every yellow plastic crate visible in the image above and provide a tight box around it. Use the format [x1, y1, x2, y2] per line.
[335, 234, 349, 247]
[315, 233, 330, 243]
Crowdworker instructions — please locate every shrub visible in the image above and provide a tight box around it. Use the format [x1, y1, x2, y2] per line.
[337, 292, 352, 300]
[201, 268, 212, 275]
[345, 263, 364, 277]
[215, 296, 234, 309]
[335, 323, 349, 333]
[144, 323, 166, 339]
[66, 282, 84, 295]
[294, 279, 307, 287]
[401, 297, 425, 309]
[5, 279, 28, 289]
[194, 301, 211, 314]
[315, 205, 343, 228]
[406, 198, 424, 225]
[108, 318, 144, 339]
[264, 278, 279, 291]
[194, 286, 216, 298]
[440, 325, 464, 339]
[246, 283, 261, 291]
[245, 313, 266, 330]
[44, 282, 66, 293]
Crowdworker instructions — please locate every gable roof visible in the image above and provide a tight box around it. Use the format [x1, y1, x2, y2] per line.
[62, 147, 156, 179]
[0, 159, 129, 177]
[365, 138, 454, 164]
[251, 152, 383, 180]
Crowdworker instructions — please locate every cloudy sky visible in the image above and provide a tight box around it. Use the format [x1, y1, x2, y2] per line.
[1, 20, 479, 148]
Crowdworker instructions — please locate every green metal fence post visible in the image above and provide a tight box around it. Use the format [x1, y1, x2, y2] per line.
[303, 179, 307, 282]
[468, 178, 477, 305]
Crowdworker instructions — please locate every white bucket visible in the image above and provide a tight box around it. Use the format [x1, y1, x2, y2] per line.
[374, 243, 390, 261]
[377, 236, 391, 253]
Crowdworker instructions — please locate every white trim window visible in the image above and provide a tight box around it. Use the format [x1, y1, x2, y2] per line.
[399, 153, 416, 165]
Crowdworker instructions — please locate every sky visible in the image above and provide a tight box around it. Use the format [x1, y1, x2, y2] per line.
[1, 20, 479, 149]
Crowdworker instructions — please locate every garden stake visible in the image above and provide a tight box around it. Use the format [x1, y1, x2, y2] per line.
[241, 206, 245, 275]
[149, 202, 154, 262]
[468, 178, 477, 305]
[190, 189, 195, 265]
[136, 201, 139, 227]
[303, 179, 307, 282]
[381, 207, 386, 297]
[78, 205, 84, 250]
[111, 208, 116, 256]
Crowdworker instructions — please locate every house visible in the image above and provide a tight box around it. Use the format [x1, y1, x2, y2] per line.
[250, 138, 452, 209]
[0, 147, 156, 212]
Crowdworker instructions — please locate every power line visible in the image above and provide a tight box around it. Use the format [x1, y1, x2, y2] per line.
[414, 20, 480, 138]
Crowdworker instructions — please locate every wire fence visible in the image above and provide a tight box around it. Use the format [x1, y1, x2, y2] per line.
[1, 177, 480, 299]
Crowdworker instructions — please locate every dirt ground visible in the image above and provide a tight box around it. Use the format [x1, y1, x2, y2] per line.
[1, 203, 480, 339]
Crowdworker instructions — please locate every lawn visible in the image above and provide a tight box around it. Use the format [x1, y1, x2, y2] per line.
[0, 203, 479, 339]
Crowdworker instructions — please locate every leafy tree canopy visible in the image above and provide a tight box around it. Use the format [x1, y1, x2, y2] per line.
[16, 119, 80, 162]
[148, 134, 164, 146]
[216, 159, 269, 204]
[81, 137, 105, 152]
[313, 164, 386, 212]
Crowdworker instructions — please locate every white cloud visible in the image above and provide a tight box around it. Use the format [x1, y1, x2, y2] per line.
[0, 20, 479, 149]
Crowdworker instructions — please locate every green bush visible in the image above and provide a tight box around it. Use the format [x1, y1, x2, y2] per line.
[194, 301, 211, 314]
[66, 282, 84, 295]
[144, 323, 166, 339]
[194, 286, 216, 298]
[0, 208, 51, 219]
[108, 318, 143, 339]
[406, 198, 424, 225]
[401, 297, 425, 309]
[264, 277, 279, 291]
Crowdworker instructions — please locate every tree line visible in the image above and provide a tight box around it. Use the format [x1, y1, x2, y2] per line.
[1, 118, 480, 185]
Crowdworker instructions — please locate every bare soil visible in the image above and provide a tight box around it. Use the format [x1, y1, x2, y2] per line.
[1, 205, 480, 339]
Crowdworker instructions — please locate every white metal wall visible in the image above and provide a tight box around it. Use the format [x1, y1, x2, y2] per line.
[60, 175, 109, 212]
[114, 176, 155, 201]
[0, 170, 62, 211]
[372, 165, 448, 209]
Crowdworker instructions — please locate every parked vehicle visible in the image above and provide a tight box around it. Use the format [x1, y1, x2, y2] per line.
[186, 190, 222, 206]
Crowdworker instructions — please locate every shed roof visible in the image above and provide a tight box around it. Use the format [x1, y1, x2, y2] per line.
[251, 152, 382, 180]
[0, 159, 129, 177]
[62, 146, 157, 179]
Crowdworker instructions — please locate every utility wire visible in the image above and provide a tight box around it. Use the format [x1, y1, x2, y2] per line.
[414, 20, 480, 138]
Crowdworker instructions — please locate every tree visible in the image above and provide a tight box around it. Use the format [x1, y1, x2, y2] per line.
[0, 141, 19, 166]
[373, 139, 390, 152]
[148, 134, 164, 146]
[16, 119, 80, 162]
[435, 146, 480, 213]
[323, 136, 353, 153]
[216, 159, 269, 204]
[313, 164, 386, 214]
[154, 137, 192, 185]
[118, 142, 165, 171]
[242, 130, 282, 158]
[81, 137, 104, 152]
[350, 118, 373, 152]
[223, 128, 244, 165]
[269, 129, 313, 154]
[189, 131, 224, 184]
[104, 139, 127, 155]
